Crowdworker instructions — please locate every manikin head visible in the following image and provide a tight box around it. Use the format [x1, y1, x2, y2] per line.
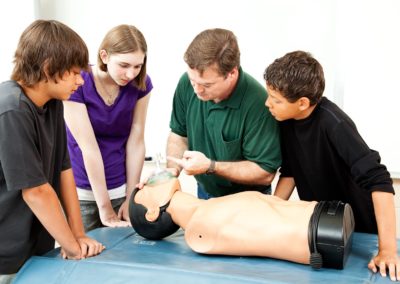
[129, 172, 181, 240]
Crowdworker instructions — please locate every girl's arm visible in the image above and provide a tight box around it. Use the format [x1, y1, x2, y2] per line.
[118, 94, 151, 221]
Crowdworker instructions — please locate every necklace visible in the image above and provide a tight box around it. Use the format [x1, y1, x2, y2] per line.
[95, 68, 118, 106]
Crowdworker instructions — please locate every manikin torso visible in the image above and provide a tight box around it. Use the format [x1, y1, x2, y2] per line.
[179, 192, 316, 264]
[136, 176, 317, 265]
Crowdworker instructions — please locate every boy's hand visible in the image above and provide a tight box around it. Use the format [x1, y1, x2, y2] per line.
[76, 236, 106, 258]
[368, 250, 400, 281]
[60, 245, 81, 260]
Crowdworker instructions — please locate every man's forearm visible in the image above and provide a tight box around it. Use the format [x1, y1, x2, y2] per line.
[213, 160, 275, 185]
[166, 132, 188, 173]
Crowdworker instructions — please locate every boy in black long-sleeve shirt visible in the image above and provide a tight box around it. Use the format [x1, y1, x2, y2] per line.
[264, 50, 399, 281]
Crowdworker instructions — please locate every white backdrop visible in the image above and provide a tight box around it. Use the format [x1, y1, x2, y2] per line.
[1, 0, 399, 176]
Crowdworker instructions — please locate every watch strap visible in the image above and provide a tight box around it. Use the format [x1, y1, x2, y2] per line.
[206, 160, 216, 175]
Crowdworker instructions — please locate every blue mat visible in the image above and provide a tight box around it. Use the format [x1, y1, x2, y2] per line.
[14, 227, 395, 283]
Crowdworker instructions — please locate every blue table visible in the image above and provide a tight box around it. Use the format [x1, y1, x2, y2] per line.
[14, 227, 394, 283]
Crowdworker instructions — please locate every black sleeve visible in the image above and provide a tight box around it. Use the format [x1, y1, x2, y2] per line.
[278, 123, 293, 178]
[331, 120, 394, 193]
[0, 110, 47, 191]
[59, 107, 71, 172]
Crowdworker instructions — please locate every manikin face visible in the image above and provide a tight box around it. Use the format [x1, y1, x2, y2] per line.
[265, 85, 307, 121]
[134, 176, 181, 222]
[100, 50, 145, 86]
[49, 67, 84, 101]
[187, 64, 238, 103]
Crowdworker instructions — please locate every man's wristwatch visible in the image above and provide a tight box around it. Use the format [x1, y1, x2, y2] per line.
[206, 160, 216, 175]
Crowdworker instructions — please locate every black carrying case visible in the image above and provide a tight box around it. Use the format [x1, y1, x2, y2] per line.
[310, 200, 355, 269]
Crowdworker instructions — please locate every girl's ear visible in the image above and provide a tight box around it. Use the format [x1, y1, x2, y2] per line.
[99, 49, 109, 64]
[145, 207, 160, 222]
[298, 97, 311, 111]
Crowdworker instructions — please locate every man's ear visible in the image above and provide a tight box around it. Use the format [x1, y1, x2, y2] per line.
[298, 97, 311, 111]
[227, 66, 238, 80]
[145, 207, 160, 222]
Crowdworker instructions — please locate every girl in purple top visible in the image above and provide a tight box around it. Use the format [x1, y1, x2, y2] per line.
[64, 25, 152, 232]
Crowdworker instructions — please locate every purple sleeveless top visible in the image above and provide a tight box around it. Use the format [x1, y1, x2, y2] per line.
[66, 70, 153, 190]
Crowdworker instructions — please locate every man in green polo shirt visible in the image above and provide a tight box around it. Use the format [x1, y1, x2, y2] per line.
[167, 28, 281, 199]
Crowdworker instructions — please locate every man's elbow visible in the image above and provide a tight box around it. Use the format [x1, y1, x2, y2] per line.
[260, 171, 276, 185]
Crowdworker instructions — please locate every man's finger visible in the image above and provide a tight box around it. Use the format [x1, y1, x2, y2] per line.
[166, 156, 185, 167]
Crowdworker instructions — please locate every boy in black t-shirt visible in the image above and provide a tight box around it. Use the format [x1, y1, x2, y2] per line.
[263, 51, 399, 281]
[0, 20, 105, 281]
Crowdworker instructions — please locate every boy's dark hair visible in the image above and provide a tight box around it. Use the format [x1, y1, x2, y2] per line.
[11, 19, 89, 87]
[264, 51, 325, 105]
[184, 28, 240, 77]
[97, 25, 148, 91]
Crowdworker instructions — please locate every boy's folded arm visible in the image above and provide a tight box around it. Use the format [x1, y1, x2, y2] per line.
[59, 169, 86, 237]
[22, 183, 81, 259]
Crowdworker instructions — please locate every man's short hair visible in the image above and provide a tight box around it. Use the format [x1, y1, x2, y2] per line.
[184, 28, 240, 77]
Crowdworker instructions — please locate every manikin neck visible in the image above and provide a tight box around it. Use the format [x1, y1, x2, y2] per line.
[167, 191, 203, 229]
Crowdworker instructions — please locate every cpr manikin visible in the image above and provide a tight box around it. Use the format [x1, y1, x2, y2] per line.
[129, 171, 355, 269]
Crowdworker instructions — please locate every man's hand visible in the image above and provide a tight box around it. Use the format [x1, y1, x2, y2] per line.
[136, 168, 180, 189]
[368, 250, 400, 281]
[167, 151, 211, 176]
